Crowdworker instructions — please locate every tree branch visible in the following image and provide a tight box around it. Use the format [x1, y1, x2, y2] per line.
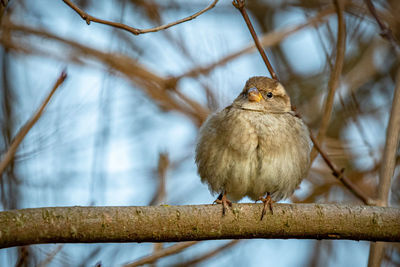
[124, 241, 198, 267]
[363, 0, 399, 55]
[309, 133, 374, 205]
[62, 0, 219, 36]
[173, 240, 240, 267]
[311, 0, 346, 161]
[0, 70, 67, 175]
[232, 0, 278, 80]
[0, 204, 399, 248]
[367, 62, 400, 267]
[0, 0, 9, 21]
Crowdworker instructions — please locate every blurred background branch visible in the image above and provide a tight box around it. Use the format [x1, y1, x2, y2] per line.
[0, 71, 67, 175]
[125, 241, 198, 267]
[311, 0, 346, 161]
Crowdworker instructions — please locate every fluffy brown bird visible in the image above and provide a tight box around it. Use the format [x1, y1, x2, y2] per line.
[195, 76, 312, 219]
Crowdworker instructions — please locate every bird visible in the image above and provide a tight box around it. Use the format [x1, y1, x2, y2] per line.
[195, 76, 312, 220]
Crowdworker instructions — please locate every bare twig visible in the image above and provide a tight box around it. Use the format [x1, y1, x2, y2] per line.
[309, 133, 374, 205]
[62, 0, 218, 36]
[149, 153, 169, 206]
[311, 0, 346, 161]
[363, 0, 399, 54]
[173, 240, 240, 267]
[148, 153, 172, 259]
[15, 247, 29, 267]
[37, 245, 63, 267]
[0, 71, 67, 175]
[367, 68, 400, 266]
[340, 92, 378, 166]
[124, 241, 198, 267]
[0, 0, 9, 20]
[232, 0, 278, 80]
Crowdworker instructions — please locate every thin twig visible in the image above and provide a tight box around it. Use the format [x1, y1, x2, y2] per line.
[0, 71, 67, 175]
[310, 0, 346, 162]
[309, 133, 374, 205]
[124, 241, 198, 267]
[37, 245, 63, 267]
[173, 240, 240, 267]
[15, 247, 29, 267]
[367, 65, 400, 267]
[62, 0, 218, 36]
[232, 0, 278, 80]
[149, 153, 169, 206]
[363, 0, 399, 54]
[0, 0, 9, 20]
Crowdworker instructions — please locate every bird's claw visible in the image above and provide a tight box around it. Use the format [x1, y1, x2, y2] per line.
[214, 193, 232, 216]
[258, 195, 274, 220]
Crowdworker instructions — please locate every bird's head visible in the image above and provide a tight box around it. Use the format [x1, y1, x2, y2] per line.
[233, 76, 291, 113]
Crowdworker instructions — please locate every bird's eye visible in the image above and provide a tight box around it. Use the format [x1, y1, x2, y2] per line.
[266, 92, 273, 98]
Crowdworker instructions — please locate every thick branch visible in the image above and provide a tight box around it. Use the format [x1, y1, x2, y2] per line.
[0, 204, 399, 248]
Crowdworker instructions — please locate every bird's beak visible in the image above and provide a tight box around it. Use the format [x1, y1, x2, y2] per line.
[248, 87, 263, 102]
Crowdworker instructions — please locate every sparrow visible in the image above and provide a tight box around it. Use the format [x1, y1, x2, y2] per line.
[195, 76, 312, 220]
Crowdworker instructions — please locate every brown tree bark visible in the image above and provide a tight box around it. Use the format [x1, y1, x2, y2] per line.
[0, 204, 399, 248]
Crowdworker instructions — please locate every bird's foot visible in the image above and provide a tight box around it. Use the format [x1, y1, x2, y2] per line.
[214, 193, 232, 216]
[258, 194, 274, 220]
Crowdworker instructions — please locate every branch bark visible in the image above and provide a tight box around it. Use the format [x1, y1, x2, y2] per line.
[0, 204, 399, 248]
